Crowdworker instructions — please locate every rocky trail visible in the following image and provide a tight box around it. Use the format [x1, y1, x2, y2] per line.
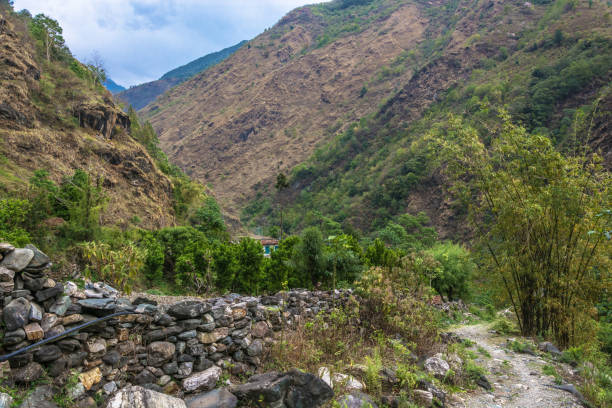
[450, 323, 583, 408]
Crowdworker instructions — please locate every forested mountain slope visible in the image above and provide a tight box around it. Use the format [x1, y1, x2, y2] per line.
[0, 5, 180, 229]
[142, 0, 611, 238]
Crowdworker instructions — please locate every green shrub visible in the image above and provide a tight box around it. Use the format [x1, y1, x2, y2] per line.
[427, 242, 474, 300]
[80, 241, 145, 294]
[0, 198, 32, 246]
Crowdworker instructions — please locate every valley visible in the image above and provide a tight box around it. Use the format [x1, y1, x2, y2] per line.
[0, 0, 610, 407]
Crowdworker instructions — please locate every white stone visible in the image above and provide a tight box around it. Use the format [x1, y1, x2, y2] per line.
[182, 366, 222, 393]
[106, 385, 186, 408]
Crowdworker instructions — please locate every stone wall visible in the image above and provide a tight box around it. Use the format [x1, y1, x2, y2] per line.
[0, 243, 352, 405]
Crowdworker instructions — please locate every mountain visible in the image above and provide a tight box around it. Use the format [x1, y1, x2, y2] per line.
[142, 0, 612, 237]
[117, 41, 246, 110]
[103, 77, 126, 93]
[0, 5, 178, 229]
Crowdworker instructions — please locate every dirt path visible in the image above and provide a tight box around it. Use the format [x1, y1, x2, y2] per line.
[449, 323, 583, 408]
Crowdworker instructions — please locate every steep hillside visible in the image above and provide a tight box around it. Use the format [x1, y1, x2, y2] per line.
[117, 41, 246, 110]
[143, 0, 611, 238]
[143, 0, 428, 215]
[0, 6, 177, 229]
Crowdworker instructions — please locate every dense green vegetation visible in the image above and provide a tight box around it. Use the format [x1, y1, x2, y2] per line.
[160, 40, 247, 82]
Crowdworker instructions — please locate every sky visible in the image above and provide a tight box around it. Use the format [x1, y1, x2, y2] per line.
[13, 0, 324, 87]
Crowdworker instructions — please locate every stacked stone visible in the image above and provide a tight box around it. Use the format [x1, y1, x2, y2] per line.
[0, 243, 355, 405]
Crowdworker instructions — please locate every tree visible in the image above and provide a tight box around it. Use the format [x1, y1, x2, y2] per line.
[294, 227, 327, 288]
[30, 14, 66, 61]
[264, 235, 300, 292]
[86, 50, 107, 85]
[326, 234, 363, 289]
[275, 172, 289, 240]
[433, 112, 611, 347]
[234, 238, 264, 294]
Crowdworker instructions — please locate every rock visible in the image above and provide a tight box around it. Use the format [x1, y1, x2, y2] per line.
[0, 243, 15, 254]
[48, 355, 69, 376]
[34, 345, 62, 363]
[102, 351, 122, 367]
[62, 313, 84, 325]
[178, 362, 194, 377]
[106, 385, 187, 408]
[29, 302, 43, 322]
[0, 248, 34, 271]
[8, 352, 32, 368]
[41, 313, 59, 331]
[168, 301, 209, 319]
[11, 362, 43, 383]
[413, 390, 433, 407]
[44, 324, 65, 339]
[332, 373, 364, 391]
[69, 383, 86, 400]
[424, 356, 450, 379]
[147, 341, 176, 366]
[133, 296, 158, 306]
[178, 330, 198, 340]
[336, 392, 378, 408]
[80, 367, 102, 390]
[0, 393, 13, 408]
[49, 296, 72, 316]
[103, 381, 118, 395]
[24, 244, 50, 268]
[0, 266, 15, 283]
[198, 327, 229, 344]
[246, 339, 263, 357]
[84, 288, 104, 298]
[77, 298, 117, 316]
[185, 389, 238, 408]
[18, 384, 53, 407]
[24, 322, 44, 340]
[417, 379, 446, 404]
[35, 283, 64, 302]
[63, 281, 78, 296]
[230, 369, 333, 407]
[3, 328, 26, 345]
[77, 397, 97, 408]
[476, 373, 492, 390]
[182, 366, 222, 393]
[3, 297, 30, 330]
[251, 321, 270, 338]
[87, 338, 107, 355]
[134, 369, 157, 385]
[538, 341, 561, 356]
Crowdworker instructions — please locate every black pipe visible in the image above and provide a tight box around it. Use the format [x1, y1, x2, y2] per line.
[0, 310, 137, 363]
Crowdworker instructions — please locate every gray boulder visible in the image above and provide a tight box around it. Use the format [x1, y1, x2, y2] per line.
[24, 244, 50, 269]
[424, 356, 450, 379]
[3, 297, 30, 331]
[11, 362, 43, 383]
[168, 301, 210, 319]
[185, 389, 238, 408]
[106, 385, 186, 408]
[230, 369, 333, 408]
[0, 248, 34, 272]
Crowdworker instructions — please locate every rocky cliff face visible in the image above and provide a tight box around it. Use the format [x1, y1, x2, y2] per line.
[0, 7, 176, 229]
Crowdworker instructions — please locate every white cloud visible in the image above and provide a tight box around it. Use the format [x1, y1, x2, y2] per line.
[13, 0, 325, 86]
